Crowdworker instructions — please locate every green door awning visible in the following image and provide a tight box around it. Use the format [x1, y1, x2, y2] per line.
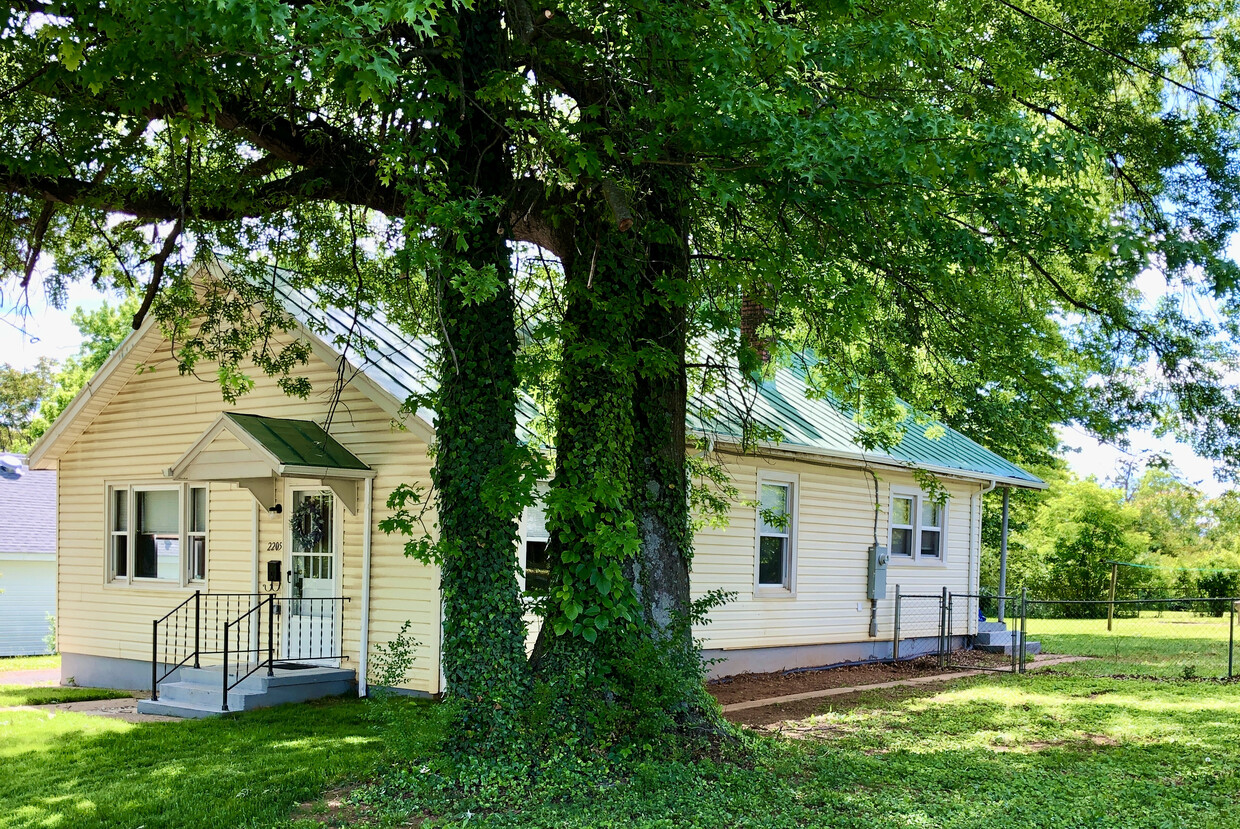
[169, 413, 373, 514]
[221, 413, 370, 472]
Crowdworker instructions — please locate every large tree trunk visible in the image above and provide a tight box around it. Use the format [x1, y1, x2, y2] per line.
[429, 2, 528, 751]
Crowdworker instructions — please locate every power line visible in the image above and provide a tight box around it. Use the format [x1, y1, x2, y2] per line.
[997, 0, 1240, 114]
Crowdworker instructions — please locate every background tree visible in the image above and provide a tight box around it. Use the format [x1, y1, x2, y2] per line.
[0, 357, 54, 451]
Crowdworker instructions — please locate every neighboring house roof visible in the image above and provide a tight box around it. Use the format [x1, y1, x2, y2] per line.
[0, 457, 56, 556]
[30, 262, 1043, 489]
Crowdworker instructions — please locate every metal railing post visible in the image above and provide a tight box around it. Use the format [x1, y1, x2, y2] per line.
[267, 596, 276, 677]
[892, 585, 902, 662]
[193, 590, 201, 669]
[221, 621, 230, 712]
[1019, 588, 1028, 674]
[151, 619, 159, 700]
[1011, 596, 1019, 673]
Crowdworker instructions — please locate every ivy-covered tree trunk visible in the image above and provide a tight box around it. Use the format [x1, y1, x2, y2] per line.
[628, 174, 693, 643]
[429, 3, 528, 750]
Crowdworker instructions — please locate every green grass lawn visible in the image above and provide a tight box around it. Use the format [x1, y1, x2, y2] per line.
[4, 676, 1240, 828]
[0, 685, 133, 707]
[0, 695, 386, 829]
[1026, 611, 1237, 677]
[0, 654, 60, 673]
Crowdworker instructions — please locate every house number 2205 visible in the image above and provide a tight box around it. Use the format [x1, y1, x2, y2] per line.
[267, 542, 283, 552]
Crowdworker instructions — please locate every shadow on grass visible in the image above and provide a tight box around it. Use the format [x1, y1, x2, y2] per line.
[0, 695, 397, 829]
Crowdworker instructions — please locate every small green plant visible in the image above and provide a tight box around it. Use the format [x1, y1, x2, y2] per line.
[1181, 664, 1198, 680]
[43, 613, 57, 654]
[368, 620, 420, 691]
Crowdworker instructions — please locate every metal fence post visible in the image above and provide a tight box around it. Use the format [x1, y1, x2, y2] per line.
[1019, 588, 1028, 673]
[221, 621, 230, 713]
[1107, 563, 1118, 632]
[946, 593, 954, 665]
[892, 585, 902, 662]
[1010, 596, 1019, 673]
[939, 587, 948, 668]
[1229, 599, 1235, 680]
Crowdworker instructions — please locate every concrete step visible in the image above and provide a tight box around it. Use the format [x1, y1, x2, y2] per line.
[137, 698, 232, 719]
[978, 620, 1010, 633]
[976, 630, 1015, 646]
[142, 664, 356, 717]
[977, 640, 1042, 656]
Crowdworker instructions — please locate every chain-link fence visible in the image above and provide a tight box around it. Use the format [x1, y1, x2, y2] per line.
[1023, 597, 1237, 679]
[891, 589, 946, 663]
[891, 590, 1237, 679]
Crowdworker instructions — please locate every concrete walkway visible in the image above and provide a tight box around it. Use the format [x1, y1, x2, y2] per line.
[0, 668, 59, 685]
[1, 696, 179, 723]
[721, 655, 1092, 713]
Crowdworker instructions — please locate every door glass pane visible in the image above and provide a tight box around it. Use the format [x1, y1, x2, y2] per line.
[760, 483, 790, 535]
[758, 535, 786, 586]
[135, 489, 178, 579]
[290, 491, 334, 617]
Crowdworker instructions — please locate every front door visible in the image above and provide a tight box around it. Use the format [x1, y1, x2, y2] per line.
[282, 488, 340, 666]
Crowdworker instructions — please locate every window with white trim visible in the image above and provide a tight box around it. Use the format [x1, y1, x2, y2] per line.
[107, 483, 208, 585]
[521, 484, 551, 597]
[889, 490, 946, 561]
[756, 473, 797, 592]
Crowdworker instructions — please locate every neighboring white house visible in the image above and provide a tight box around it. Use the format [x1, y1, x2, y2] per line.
[0, 455, 57, 656]
[27, 262, 1043, 705]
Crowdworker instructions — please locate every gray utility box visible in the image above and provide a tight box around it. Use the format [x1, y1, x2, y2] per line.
[867, 544, 890, 600]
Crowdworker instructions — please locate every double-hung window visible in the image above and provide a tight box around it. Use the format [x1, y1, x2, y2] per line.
[889, 490, 946, 562]
[521, 484, 551, 597]
[755, 472, 798, 593]
[107, 483, 208, 586]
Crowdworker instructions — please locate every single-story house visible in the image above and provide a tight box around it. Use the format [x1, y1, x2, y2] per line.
[0, 455, 57, 656]
[27, 263, 1042, 714]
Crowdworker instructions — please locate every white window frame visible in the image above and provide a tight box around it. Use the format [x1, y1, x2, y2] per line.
[888, 487, 948, 565]
[104, 482, 209, 589]
[518, 482, 551, 598]
[754, 471, 799, 596]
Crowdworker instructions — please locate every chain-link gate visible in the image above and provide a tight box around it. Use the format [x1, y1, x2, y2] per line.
[943, 591, 1027, 673]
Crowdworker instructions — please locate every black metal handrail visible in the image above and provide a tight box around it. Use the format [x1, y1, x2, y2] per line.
[222, 595, 276, 711]
[151, 591, 200, 700]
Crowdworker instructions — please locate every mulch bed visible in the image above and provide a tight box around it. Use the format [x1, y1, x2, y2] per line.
[707, 656, 975, 707]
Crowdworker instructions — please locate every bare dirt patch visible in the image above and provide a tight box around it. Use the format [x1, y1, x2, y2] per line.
[708, 656, 1009, 707]
[726, 680, 959, 728]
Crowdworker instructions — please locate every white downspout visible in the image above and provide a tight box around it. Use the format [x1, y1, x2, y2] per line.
[358, 477, 374, 697]
[251, 500, 260, 594]
[970, 480, 997, 634]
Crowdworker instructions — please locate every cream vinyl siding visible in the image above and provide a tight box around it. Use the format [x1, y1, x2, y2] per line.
[690, 453, 981, 650]
[55, 332, 442, 694]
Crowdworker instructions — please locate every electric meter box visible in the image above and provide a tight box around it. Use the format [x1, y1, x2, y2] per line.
[867, 544, 890, 600]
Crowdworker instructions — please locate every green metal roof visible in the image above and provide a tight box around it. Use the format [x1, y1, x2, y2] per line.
[686, 354, 1044, 488]
[270, 277, 1041, 489]
[223, 413, 371, 471]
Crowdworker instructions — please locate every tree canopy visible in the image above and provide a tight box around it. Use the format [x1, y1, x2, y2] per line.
[5, 0, 1240, 762]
